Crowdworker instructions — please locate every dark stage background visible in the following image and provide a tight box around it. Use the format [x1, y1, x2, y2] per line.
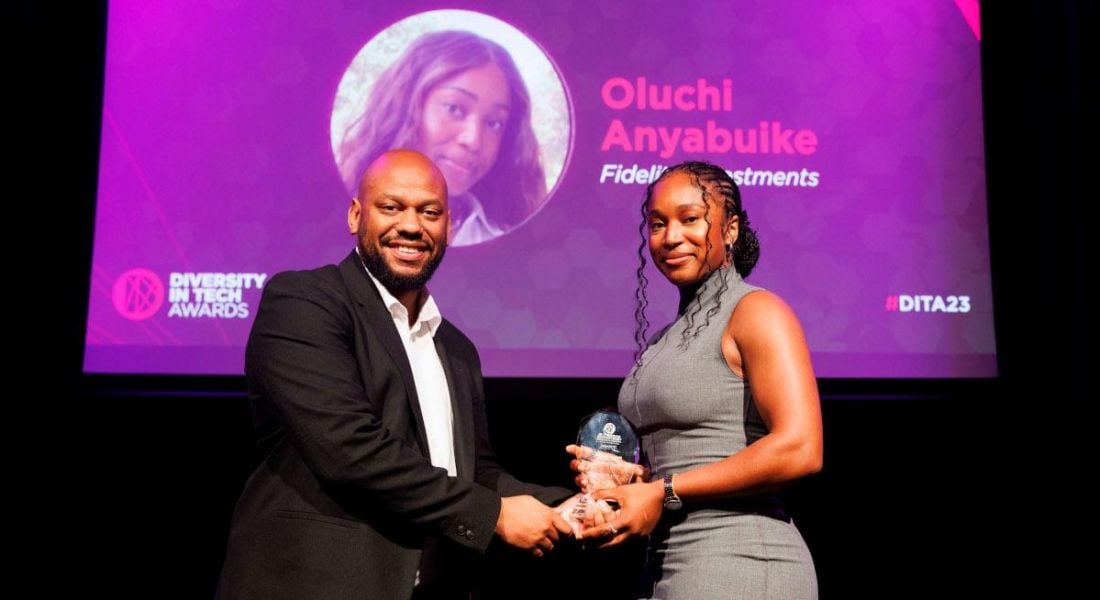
[20, 1, 1087, 598]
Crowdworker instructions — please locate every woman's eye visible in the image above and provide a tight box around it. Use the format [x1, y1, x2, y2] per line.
[444, 103, 465, 118]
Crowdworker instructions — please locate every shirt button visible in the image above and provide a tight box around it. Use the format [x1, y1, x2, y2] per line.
[465, 530, 475, 540]
[456, 524, 466, 535]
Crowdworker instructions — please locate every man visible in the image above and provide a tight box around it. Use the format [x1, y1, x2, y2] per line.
[216, 149, 573, 599]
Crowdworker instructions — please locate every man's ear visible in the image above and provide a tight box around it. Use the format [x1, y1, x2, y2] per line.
[348, 198, 362, 235]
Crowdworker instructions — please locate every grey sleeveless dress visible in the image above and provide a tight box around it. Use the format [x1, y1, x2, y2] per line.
[618, 267, 818, 600]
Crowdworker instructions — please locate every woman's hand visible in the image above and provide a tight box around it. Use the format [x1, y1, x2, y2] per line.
[578, 480, 664, 547]
[557, 492, 616, 537]
[565, 444, 649, 493]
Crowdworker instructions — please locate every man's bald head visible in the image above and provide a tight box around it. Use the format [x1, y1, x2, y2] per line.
[358, 149, 448, 205]
[348, 149, 450, 299]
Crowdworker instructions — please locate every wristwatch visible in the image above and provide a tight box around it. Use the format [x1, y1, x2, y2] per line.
[662, 474, 683, 510]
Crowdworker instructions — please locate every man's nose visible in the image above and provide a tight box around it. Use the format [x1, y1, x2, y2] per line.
[396, 208, 422, 233]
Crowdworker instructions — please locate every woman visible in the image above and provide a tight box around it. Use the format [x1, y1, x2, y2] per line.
[572, 161, 823, 599]
[337, 30, 546, 246]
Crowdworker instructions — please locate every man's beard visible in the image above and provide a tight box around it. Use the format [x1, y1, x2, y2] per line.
[359, 235, 446, 294]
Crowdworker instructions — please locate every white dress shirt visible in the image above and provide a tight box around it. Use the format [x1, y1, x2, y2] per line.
[362, 262, 457, 476]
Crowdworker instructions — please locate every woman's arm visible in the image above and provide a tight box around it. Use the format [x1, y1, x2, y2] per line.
[672, 289, 823, 499]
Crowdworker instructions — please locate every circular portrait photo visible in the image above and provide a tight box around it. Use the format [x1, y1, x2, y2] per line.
[332, 10, 573, 247]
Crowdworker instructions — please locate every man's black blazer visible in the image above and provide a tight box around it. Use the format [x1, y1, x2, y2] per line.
[216, 251, 569, 599]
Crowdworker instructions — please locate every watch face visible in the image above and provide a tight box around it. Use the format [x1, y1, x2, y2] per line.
[664, 497, 683, 511]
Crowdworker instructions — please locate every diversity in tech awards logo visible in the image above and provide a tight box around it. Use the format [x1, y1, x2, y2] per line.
[112, 269, 267, 321]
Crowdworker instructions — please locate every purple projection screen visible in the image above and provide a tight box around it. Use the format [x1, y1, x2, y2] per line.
[85, 0, 995, 378]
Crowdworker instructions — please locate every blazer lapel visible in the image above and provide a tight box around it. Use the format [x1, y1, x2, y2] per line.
[435, 333, 474, 481]
[338, 252, 429, 454]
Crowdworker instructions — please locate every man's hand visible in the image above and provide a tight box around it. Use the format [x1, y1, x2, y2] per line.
[495, 495, 573, 557]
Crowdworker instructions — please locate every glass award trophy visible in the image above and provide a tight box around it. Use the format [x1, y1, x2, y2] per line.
[568, 409, 641, 527]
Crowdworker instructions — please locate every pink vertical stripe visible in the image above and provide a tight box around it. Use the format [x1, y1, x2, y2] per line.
[954, 0, 981, 40]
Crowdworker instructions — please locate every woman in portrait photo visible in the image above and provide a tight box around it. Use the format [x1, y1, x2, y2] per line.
[337, 30, 546, 246]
